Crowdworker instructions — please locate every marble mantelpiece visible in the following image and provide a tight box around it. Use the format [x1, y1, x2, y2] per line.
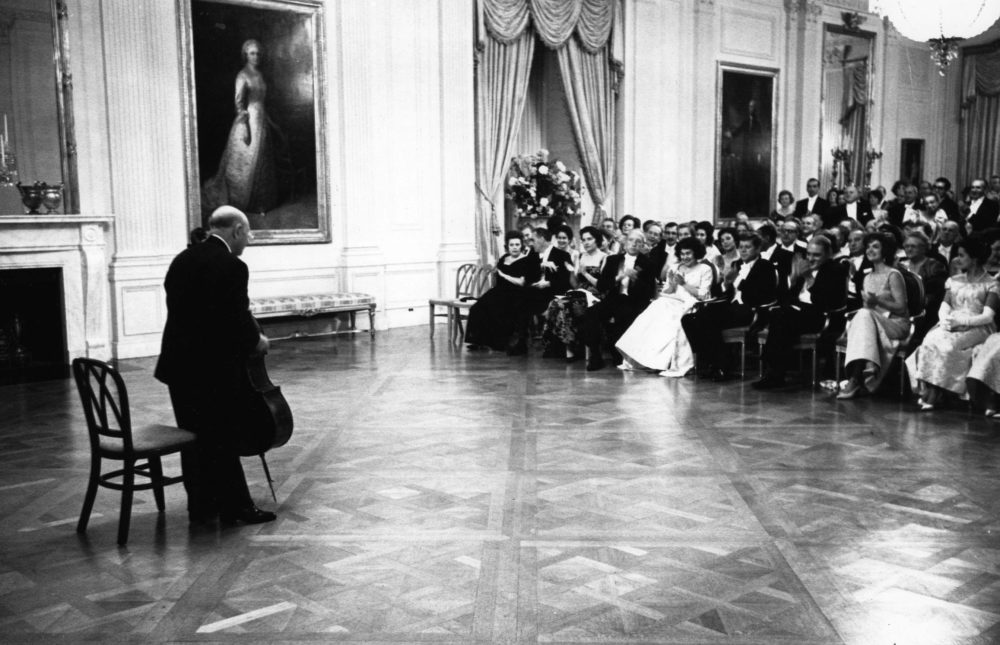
[0, 214, 113, 361]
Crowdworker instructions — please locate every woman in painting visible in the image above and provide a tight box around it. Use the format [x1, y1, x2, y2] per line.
[202, 39, 278, 216]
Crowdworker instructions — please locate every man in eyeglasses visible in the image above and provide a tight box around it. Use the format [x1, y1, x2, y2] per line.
[753, 235, 847, 390]
[932, 177, 962, 223]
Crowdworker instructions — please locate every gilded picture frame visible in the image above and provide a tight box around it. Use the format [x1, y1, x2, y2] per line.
[177, 0, 329, 244]
[715, 64, 778, 221]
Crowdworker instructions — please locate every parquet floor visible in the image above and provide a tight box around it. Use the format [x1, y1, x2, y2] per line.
[1, 326, 999, 644]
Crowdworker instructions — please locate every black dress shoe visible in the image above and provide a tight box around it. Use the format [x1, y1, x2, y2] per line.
[220, 506, 277, 525]
[586, 357, 605, 371]
[711, 369, 738, 382]
[752, 375, 786, 390]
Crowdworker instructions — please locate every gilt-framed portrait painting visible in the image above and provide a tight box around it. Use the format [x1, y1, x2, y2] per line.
[716, 64, 778, 221]
[178, 0, 329, 244]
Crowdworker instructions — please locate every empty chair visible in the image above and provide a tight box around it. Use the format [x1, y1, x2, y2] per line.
[428, 263, 485, 342]
[72, 358, 197, 545]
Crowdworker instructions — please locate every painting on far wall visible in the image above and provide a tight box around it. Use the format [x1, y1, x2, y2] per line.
[179, 0, 330, 244]
[716, 66, 776, 221]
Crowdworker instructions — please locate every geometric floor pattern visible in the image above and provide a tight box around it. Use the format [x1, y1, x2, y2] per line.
[1, 325, 999, 643]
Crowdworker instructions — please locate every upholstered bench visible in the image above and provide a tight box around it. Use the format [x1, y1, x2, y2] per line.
[250, 293, 376, 339]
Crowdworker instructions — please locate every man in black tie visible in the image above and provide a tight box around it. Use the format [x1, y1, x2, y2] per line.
[934, 220, 963, 270]
[968, 178, 1000, 232]
[580, 230, 655, 371]
[155, 206, 276, 525]
[827, 184, 873, 228]
[681, 232, 778, 381]
[753, 235, 847, 389]
[933, 177, 963, 222]
[794, 177, 830, 222]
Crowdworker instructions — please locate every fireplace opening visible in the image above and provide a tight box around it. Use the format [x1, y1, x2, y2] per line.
[0, 268, 68, 384]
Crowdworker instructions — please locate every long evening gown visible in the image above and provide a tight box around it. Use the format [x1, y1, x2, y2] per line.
[202, 68, 278, 214]
[907, 273, 998, 396]
[615, 262, 714, 375]
[844, 268, 911, 391]
[465, 254, 538, 351]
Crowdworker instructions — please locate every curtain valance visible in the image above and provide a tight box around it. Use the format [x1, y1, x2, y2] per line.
[480, 0, 616, 54]
[962, 46, 1000, 104]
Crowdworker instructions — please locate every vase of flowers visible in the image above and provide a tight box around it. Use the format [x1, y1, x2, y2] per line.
[506, 149, 583, 223]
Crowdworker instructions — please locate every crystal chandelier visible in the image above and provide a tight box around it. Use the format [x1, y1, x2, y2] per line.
[870, 0, 1000, 74]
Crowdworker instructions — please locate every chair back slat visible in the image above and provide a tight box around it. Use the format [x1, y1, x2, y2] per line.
[72, 358, 133, 453]
[454, 263, 478, 299]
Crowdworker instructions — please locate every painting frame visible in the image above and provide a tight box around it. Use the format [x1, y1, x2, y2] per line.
[177, 0, 330, 245]
[715, 63, 778, 222]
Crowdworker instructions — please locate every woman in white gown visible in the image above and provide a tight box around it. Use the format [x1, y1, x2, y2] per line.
[202, 39, 278, 215]
[616, 237, 714, 376]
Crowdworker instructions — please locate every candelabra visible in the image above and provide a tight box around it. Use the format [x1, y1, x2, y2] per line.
[864, 149, 883, 188]
[0, 113, 17, 187]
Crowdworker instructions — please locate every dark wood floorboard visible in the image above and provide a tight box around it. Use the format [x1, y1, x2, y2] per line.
[1, 325, 999, 644]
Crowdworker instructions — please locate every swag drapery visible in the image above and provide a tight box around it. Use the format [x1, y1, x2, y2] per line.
[474, 0, 622, 264]
[959, 43, 1000, 189]
[839, 60, 868, 188]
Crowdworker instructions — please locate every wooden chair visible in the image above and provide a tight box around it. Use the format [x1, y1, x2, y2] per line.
[429, 264, 489, 342]
[756, 307, 847, 385]
[72, 358, 197, 545]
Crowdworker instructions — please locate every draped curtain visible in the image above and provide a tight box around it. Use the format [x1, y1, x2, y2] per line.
[839, 60, 868, 188]
[959, 44, 1000, 188]
[474, 0, 621, 264]
[557, 38, 616, 224]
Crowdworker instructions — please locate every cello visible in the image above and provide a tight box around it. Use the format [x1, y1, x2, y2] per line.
[235, 319, 293, 499]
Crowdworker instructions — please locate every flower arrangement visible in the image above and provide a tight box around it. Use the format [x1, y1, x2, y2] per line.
[506, 149, 583, 220]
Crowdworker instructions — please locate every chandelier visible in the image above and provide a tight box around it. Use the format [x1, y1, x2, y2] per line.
[870, 0, 1000, 74]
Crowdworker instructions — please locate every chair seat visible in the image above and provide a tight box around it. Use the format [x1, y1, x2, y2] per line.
[99, 424, 197, 457]
[758, 330, 820, 348]
[721, 326, 750, 342]
[428, 297, 476, 308]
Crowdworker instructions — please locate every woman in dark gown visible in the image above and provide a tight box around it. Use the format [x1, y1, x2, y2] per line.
[466, 231, 540, 354]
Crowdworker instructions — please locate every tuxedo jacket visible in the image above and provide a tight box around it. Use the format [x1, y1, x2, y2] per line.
[826, 202, 873, 228]
[647, 240, 672, 278]
[939, 196, 962, 222]
[784, 261, 847, 314]
[534, 246, 573, 297]
[794, 196, 830, 220]
[969, 198, 1000, 232]
[155, 236, 260, 392]
[597, 252, 656, 308]
[723, 258, 778, 309]
[933, 243, 959, 264]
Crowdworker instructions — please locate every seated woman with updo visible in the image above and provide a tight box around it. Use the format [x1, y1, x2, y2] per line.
[837, 232, 910, 399]
[906, 237, 998, 410]
[615, 237, 714, 376]
[694, 221, 721, 266]
[541, 226, 607, 361]
[465, 231, 540, 354]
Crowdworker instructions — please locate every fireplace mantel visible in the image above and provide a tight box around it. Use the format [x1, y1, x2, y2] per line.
[0, 213, 114, 361]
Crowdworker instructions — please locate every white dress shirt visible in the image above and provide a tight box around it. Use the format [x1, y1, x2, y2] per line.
[732, 259, 755, 304]
[620, 254, 637, 294]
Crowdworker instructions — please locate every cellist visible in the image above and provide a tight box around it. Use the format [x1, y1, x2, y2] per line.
[155, 206, 277, 525]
